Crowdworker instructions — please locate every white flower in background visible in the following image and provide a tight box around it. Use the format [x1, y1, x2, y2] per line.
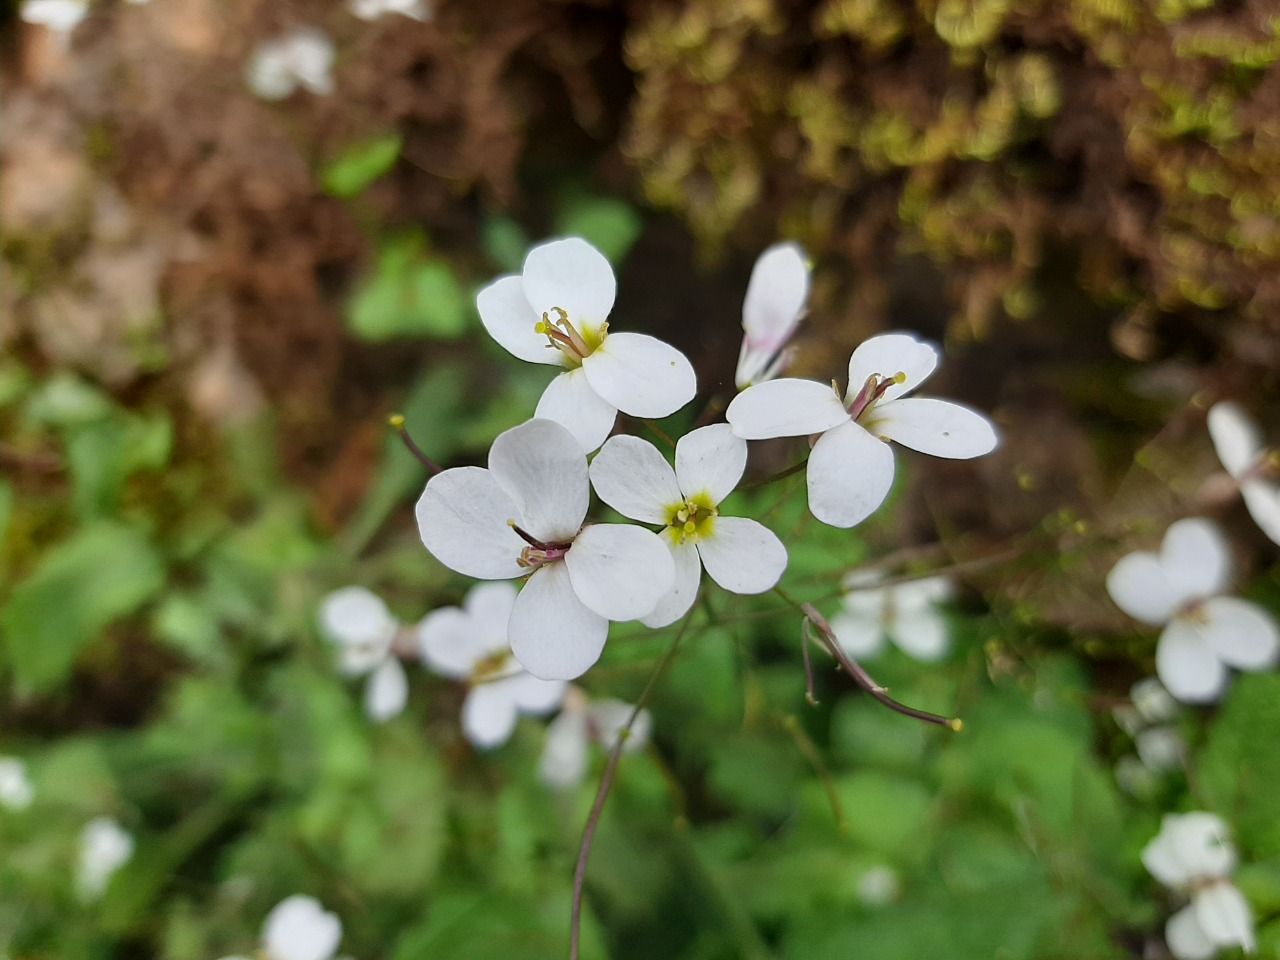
[416, 418, 675, 680]
[246, 28, 336, 101]
[1106, 518, 1279, 703]
[350, 0, 431, 20]
[589, 424, 788, 627]
[539, 687, 652, 788]
[1142, 812, 1255, 960]
[735, 242, 809, 389]
[77, 817, 134, 901]
[20, 0, 88, 35]
[856, 864, 901, 907]
[476, 238, 698, 452]
[829, 571, 953, 662]
[318, 587, 409, 723]
[726, 333, 998, 528]
[418, 582, 567, 748]
[1207, 401, 1280, 545]
[219, 895, 343, 960]
[1113, 678, 1183, 774]
[0, 757, 34, 811]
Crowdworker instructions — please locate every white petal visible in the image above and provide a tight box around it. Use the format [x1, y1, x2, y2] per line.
[417, 608, 484, 678]
[587, 699, 652, 752]
[416, 467, 527, 580]
[477, 275, 566, 367]
[589, 435, 682, 524]
[318, 586, 397, 665]
[246, 44, 298, 100]
[1161, 518, 1230, 600]
[522, 238, 617, 332]
[535, 368, 618, 453]
[736, 242, 809, 388]
[891, 575, 953, 612]
[1105, 551, 1179, 626]
[1242, 480, 1280, 545]
[364, 658, 408, 723]
[888, 608, 950, 662]
[1200, 596, 1280, 670]
[725, 378, 849, 440]
[674, 424, 747, 506]
[696, 516, 787, 595]
[867, 397, 998, 459]
[565, 523, 675, 621]
[462, 683, 520, 749]
[462, 581, 520, 656]
[1166, 904, 1217, 960]
[287, 29, 335, 97]
[540, 708, 590, 788]
[1207, 402, 1262, 479]
[847, 333, 939, 402]
[806, 420, 896, 528]
[21, 0, 88, 32]
[0, 757, 34, 811]
[501, 673, 567, 715]
[1156, 620, 1229, 703]
[830, 610, 886, 659]
[641, 534, 703, 628]
[488, 419, 589, 543]
[1193, 883, 1255, 952]
[1131, 676, 1180, 724]
[581, 333, 696, 419]
[509, 563, 608, 680]
[1135, 726, 1182, 771]
[1172, 812, 1237, 878]
[262, 895, 342, 960]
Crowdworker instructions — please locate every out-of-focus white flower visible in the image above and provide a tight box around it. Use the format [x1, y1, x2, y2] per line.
[476, 238, 697, 452]
[219, 895, 343, 960]
[1106, 518, 1279, 703]
[1131, 676, 1180, 725]
[0, 756, 34, 810]
[735, 242, 809, 389]
[589, 424, 788, 627]
[727, 333, 998, 528]
[539, 687, 651, 788]
[856, 864, 901, 907]
[416, 418, 675, 680]
[1113, 678, 1183, 776]
[1142, 812, 1255, 959]
[246, 28, 335, 101]
[77, 817, 134, 901]
[350, 0, 431, 21]
[318, 587, 409, 723]
[20, 0, 88, 34]
[1207, 401, 1280, 545]
[418, 582, 567, 748]
[829, 571, 953, 662]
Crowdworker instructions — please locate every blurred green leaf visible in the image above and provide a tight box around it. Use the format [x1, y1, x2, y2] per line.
[1199, 673, 1280, 857]
[554, 193, 644, 263]
[322, 133, 403, 198]
[24, 373, 112, 428]
[481, 215, 530, 273]
[347, 233, 469, 342]
[65, 413, 172, 519]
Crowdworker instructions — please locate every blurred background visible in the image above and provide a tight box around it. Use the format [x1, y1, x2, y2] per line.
[2, 0, 1280, 957]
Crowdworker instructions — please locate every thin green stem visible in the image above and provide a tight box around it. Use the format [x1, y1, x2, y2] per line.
[742, 456, 808, 491]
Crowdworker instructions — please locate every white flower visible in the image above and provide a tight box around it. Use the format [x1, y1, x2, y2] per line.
[856, 864, 901, 907]
[416, 418, 675, 680]
[20, 0, 88, 34]
[735, 242, 809, 389]
[539, 687, 652, 789]
[256, 895, 343, 960]
[246, 28, 335, 101]
[77, 817, 134, 901]
[418, 582, 567, 748]
[1106, 518, 1279, 703]
[0, 756, 34, 811]
[350, 0, 431, 20]
[588, 424, 788, 627]
[318, 587, 409, 723]
[1135, 726, 1183, 772]
[1142, 812, 1255, 960]
[829, 571, 952, 662]
[1131, 676, 1180, 725]
[476, 238, 698, 452]
[1207, 401, 1280, 545]
[726, 332, 998, 527]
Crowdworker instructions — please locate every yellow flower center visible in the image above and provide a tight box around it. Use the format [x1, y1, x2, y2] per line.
[534, 306, 607, 368]
[664, 493, 718, 545]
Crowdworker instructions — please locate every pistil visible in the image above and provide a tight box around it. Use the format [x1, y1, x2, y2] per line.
[509, 521, 574, 569]
[534, 306, 600, 364]
[846, 371, 907, 421]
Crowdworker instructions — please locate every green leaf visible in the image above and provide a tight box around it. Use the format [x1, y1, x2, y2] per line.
[347, 233, 469, 342]
[65, 413, 172, 519]
[1, 522, 165, 693]
[1199, 673, 1280, 857]
[554, 193, 644, 263]
[322, 133, 403, 198]
[481, 215, 530, 272]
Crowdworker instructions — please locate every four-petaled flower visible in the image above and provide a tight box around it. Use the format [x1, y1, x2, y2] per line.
[418, 582, 567, 748]
[589, 424, 788, 626]
[218, 895, 343, 960]
[246, 28, 336, 101]
[726, 332, 998, 528]
[1207, 401, 1280, 546]
[1106, 518, 1278, 703]
[318, 586, 409, 723]
[1142, 812, 1255, 960]
[477, 237, 697, 452]
[77, 817, 134, 901]
[830, 570, 953, 662]
[539, 687, 651, 789]
[736, 242, 809, 389]
[416, 418, 675, 680]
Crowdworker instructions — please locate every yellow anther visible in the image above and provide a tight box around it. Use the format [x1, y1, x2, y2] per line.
[892, 371, 908, 384]
[676, 508, 689, 523]
[388, 413, 406, 428]
[946, 717, 964, 733]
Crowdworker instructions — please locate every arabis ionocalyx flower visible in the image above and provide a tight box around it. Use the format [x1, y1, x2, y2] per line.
[736, 242, 809, 389]
[417, 418, 674, 680]
[476, 238, 697, 452]
[589, 424, 788, 626]
[317, 587, 409, 723]
[246, 28, 336, 101]
[726, 333, 999, 528]
[0, 756, 34, 810]
[1142, 813, 1255, 960]
[830, 571, 952, 662]
[77, 817, 134, 901]
[219, 895, 343, 960]
[1207, 401, 1280, 545]
[540, 687, 651, 789]
[418, 582, 567, 748]
[1106, 518, 1278, 703]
